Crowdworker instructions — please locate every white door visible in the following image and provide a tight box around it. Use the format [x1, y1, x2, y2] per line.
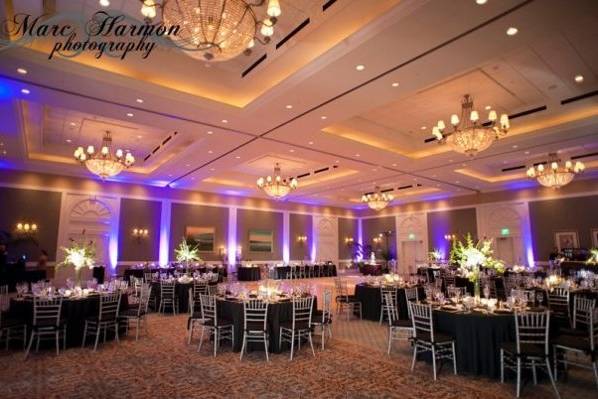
[496, 237, 515, 265]
[401, 241, 417, 275]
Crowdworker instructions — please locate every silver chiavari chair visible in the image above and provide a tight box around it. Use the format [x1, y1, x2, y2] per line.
[553, 307, 598, 389]
[279, 296, 315, 360]
[82, 292, 121, 351]
[0, 306, 27, 351]
[409, 302, 457, 381]
[187, 288, 206, 344]
[311, 288, 333, 350]
[404, 286, 420, 303]
[25, 296, 66, 358]
[197, 294, 234, 356]
[334, 278, 362, 321]
[240, 299, 269, 361]
[500, 311, 560, 398]
[0, 285, 8, 312]
[385, 291, 413, 355]
[568, 296, 596, 333]
[547, 288, 570, 326]
[193, 280, 208, 302]
[379, 286, 397, 324]
[207, 284, 219, 296]
[158, 280, 178, 315]
[120, 284, 151, 341]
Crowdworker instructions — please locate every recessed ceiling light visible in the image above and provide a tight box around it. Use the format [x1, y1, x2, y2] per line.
[512, 145, 518, 149]
[221, 119, 228, 123]
[524, 151, 530, 155]
[235, 156, 240, 159]
[168, 174, 173, 177]
[391, 82, 399, 87]
[392, 163, 397, 167]
[484, 105, 491, 110]
[455, 181, 460, 184]
[448, 159, 453, 163]
[69, 122, 76, 127]
[126, 112, 134, 117]
[355, 64, 365, 71]
[320, 116, 327, 120]
[308, 141, 314, 145]
[285, 105, 293, 109]
[208, 150, 213, 154]
[185, 163, 191, 167]
[476, 0, 487, 4]
[432, 174, 437, 177]
[506, 27, 518, 36]
[289, 149, 295, 153]
[210, 168, 215, 171]
[66, 139, 72, 143]
[355, 153, 360, 157]
[574, 74, 584, 83]
[16, 68, 27, 75]
[420, 126, 426, 130]
[21, 88, 30, 95]
[99, 0, 110, 7]
[137, 135, 142, 139]
[335, 160, 339, 163]
[207, 131, 213, 135]
[136, 98, 144, 103]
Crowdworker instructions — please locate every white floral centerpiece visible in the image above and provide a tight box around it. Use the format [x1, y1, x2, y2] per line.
[450, 234, 505, 300]
[59, 237, 96, 286]
[428, 249, 442, 263]
[586, 248, 598, 265]
[175, 237, 201, 269]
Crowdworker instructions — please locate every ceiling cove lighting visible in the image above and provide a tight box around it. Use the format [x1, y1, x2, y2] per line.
[361, 186, 393, 211]
[139, 0, 281, 62]
[256, 163, 298, 199]
[526, 153, 585, 189]
[74, 131, 135, 179]
[432, 94, 510, 156]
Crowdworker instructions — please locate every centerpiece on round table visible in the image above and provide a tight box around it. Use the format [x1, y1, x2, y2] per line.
[175, 237, 201, 270]
[586, 248, 598, 266]
[450, 234, 505, 302]
[59, 237, 96, 287]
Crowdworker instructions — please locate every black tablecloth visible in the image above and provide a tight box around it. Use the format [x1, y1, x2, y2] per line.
[92, 266, 105, 284]
[150, 281, 192, 313]
[434, 310, 514, 378]
[9, 293, 129, 348]
[0, 268, 47, 292]
[358, 263, 388, 276]
[560, 261, 597, 277]
[274, 264, 337, 279]
[218, 297, 317, 353]
[237, 267, 261, 281]
[354, 283, 424, 321]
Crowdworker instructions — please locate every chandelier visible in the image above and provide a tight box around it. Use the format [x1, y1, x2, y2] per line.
[432, 94, 510, 156]
[139, 0, 281, 62]
[73, 131, 135, 179]
[256, 163, 298, 199]
[361, 187, 393, 211]
[526, 153, 585, 189]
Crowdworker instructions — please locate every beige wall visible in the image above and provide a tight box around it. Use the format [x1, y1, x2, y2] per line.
[290, 213, 312, 261]
[362, 216, 396, 259]
[426, 207, 478, 257]
[236, 209, 283, 261]
[338, 217, 357, 259]
[118, 198, 161, 261]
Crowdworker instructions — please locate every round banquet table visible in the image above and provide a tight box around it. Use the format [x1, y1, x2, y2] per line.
[274, 264, 337, 279]
[217, 296, 317, 353]
[9, 293, 129, 348]
[150, 282, 193, 313]
[237, 267, 261, 281]
[354, 283, 424, 321]
[434, 309, 514, 378]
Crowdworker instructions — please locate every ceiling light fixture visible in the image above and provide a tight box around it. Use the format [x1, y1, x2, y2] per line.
[256, 163, 297, 199]
[391, 82, 399, 87]
[16, 68, 27, 75]
[526, 153, 585, 189]
[432, 94, 510, 156]
[221, 119, 228, 123]
[506, 27, 518, 36]
[21, 88, 30, 94]
[361, 186, 393, 211]
[574, 74, 584, 83]
[126, 112, 134, 117]
[355, 64, 365, 71]
[74, 131, 135, 179]
[139, 0, 281, 62]
[99, 0, 110, 6]
[285, 105, 293, 109]
[476, 0, 488, 4]
[136, 98, 144, 103]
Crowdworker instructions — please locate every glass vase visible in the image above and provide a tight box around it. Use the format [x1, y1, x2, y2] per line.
[474, 277, 481, 304]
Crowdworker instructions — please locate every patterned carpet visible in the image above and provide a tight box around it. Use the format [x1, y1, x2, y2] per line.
[0, 277, 595, 398]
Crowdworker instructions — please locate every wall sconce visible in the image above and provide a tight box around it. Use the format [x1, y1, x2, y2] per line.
[444, 233, 456, 241]
[344, 237, 354, 246]
[372, 236, 382, 245]
[15, 222, 38, 235]
[132, 228, 149, 242]
[297, 235, 307, 245]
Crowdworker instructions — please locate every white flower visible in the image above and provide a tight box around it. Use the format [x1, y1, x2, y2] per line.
[462, 247, 486, 268]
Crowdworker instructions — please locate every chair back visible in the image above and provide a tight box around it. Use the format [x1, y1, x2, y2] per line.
[383, 291, 399, 325]
[572, 296, 596, 330]
[243, 299, 268, 332]
[547, 287, 570, 319]
[409, 302, 435, 341]
[200, 294, 217, 325]
[511, 289, 535, 303]
[590, 308, 598, 352]
[138, 284, 152, 316]
[404, 287, 419, 319]
[514, 311, 550, 355]
[33, 296, 63, 327]
[193, 280, 208, 300]
[292, 296, 314, 329]
[160, 280, 176, 298]
[143, 272, 154, 283]
[443, 275, 456, 288]
[480, 276, 497, 298]
[321, 288, 332, 324]
[0, 284, 8, 312]
[131, 277, 143, 296]
[207, 284, 219, 296]
[98, 292, 121, 321]
[334, 278, 349, 299]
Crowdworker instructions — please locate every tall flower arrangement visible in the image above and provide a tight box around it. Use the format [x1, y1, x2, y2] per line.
[59, 236, 96, 285]
[175, 237, 201, 265]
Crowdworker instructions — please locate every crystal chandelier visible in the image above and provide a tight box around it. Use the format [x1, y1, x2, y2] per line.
[361, 186, 393, 211]
[256, 163, 298, 199]
[74, 131, 135, 179]
[139, 0, 281, 62]
[432, 94, 510, 156]
[526, 153, 585, 189]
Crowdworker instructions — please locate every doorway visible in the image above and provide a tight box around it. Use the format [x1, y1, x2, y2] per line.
[496, 237, 516, 266]
[401, 241, 418, 275]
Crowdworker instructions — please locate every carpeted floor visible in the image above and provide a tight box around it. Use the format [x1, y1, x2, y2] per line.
[0, 277, 595, 398]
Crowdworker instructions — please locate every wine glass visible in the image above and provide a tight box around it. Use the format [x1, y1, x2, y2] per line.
[536, 291, 544, 307]
[483, 285, 490, 300]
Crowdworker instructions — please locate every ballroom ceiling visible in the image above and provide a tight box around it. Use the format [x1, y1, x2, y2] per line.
[0, 0, 597, 208]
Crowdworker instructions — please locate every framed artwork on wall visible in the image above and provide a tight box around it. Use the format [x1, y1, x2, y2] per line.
[248, 229, 273, 252]
[554, 231, 579, 252]
[591, 229, 598, 248]
[185, 226, 215, 252]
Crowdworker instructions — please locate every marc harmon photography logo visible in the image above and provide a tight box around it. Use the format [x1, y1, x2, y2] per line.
[0, 10, 181, 60]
